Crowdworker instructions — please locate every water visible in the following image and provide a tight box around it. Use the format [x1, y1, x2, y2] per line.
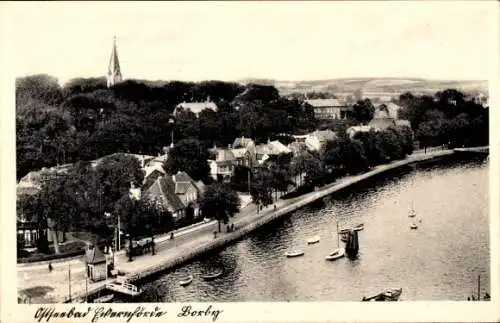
[135, 156, 490, 302]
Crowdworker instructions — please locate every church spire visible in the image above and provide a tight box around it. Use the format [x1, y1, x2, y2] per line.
[107, 35, 122, 88]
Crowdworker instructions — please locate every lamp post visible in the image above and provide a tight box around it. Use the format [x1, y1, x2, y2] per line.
[169, 118, 175, 148]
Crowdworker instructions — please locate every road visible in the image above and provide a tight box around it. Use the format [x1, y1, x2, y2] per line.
[17, 149, 453, 303]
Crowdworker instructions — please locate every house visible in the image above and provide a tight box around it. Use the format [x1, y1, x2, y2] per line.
[346, 125, 374, 138]
[85, 245, 113, 282]
[143, 171, 203, 219]
[395, 119, 411, 129]
[232, 137, 257, 165]
[16, 165, 71, 204]
[368, 118, 397, 131]
[304, 98, 351, 120]
[254, 140, 293, 164]
[232, 137, 255, 149]
[288, 141, 309, 156]
[231, 148, 253, 167]
[374, 102, 401, 119]
[304, 130, 337, 151]
[17, 220, 47, 249]
[208, 148, 236, 182]
[254, 144, 271, 165]
[174, 98, 218, 117]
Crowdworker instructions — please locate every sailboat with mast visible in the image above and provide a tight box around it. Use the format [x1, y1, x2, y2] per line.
[326, 222, 345, 261]
[408, 165, 419, 229]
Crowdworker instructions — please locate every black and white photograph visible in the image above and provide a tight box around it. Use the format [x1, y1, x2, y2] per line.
[1, 1, 498, 322]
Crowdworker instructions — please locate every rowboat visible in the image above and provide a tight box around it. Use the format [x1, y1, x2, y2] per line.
[200, 271, 224, 281]
[179, 275, 194, 286]
[307, 236, 320, 244]
[325, 248, 345, 261]
[362, 288, 402, 301]
[353, 223, 364, 231]
[410, 223, 418, 229]
[93, 294, 114, 303]
[285, 250, 305, 258]
[106, 281, 142, 297]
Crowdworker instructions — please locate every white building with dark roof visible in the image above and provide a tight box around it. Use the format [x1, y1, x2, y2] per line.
[174, 98, 218, 117]
[304, 98, 351, 120]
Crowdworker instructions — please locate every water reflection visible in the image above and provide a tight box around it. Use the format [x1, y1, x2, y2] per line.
[136, 156, 489, 302]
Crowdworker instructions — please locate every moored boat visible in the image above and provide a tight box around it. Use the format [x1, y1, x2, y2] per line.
[353, 223, 364, 231]
[200, 271, 224, 281]
[338, 228, 351, 235]
[325, 248, 345, 261]
[307, 236, 320, 244]
[362, 288, 402, 301]
[179, 275, 194, 286]
[408, 209, 416, 217]
[410, 223, 418, 229]
[106, 281, 142, 297]
[93, 294, 114, 303]
[285, 250, 305, 258]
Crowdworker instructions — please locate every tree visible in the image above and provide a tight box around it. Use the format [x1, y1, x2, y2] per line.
[379, 129, 404, 161]
[353, 130, 387, 167]
[199, 183, 241, 232]
[250, 168, 274, 207]
[350, 99, 375, 124]
[164, 138, 210, 181]
[95, 154, 145, 214]
[114, 194, 141, 261]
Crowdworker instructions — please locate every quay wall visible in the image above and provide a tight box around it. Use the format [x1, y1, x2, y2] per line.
[73, 150, 460, 302]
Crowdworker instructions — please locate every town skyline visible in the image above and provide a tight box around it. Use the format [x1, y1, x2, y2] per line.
[3, 1, 495, 85]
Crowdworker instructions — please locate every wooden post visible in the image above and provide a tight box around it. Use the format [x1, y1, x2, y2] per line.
[85, 276, 88, 303]
[68, 263, 71, 302]
[477, 275, 480, 300]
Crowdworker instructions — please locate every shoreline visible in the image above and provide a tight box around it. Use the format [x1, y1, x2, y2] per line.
[64, 148, 467, 303]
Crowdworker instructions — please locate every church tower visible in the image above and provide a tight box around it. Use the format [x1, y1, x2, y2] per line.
[107, 35, 122, 88]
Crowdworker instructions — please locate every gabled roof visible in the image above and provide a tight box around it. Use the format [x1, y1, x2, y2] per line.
[266, 140, 292, 155]
[305, 98, 348, 108]
[174, 182, 191, 194]
[85, 246, 106, 264]
[255, 144, 271, 156]
[232, 137, 255, 149]
[144, 164, 166, 179]
[145, 176, 185, 212]
[395, 119, 411, 128]
[368, 118, 397, 131]
[143, 169, 164, 190]
[193, 180, 206, 195]
[175, 101, 218, 115]
[375, 102, 401, 119]
[173, 171, 193, 183]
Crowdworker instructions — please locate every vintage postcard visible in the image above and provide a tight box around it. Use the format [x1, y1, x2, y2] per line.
[1, 1, 499, 322]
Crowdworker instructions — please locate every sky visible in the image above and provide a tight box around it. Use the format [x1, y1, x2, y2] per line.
[1, 1, 497, 85]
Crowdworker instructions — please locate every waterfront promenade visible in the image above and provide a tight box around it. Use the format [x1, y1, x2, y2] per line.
[17, 149, 455, 303]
